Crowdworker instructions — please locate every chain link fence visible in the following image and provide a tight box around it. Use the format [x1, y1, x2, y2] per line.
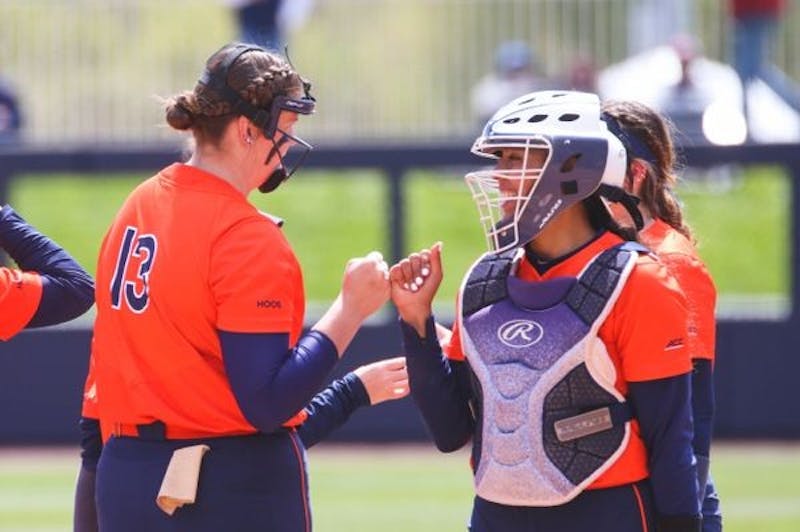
[0, 0, 797, 145]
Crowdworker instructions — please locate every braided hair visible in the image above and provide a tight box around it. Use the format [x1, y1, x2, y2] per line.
[164, 45, 307, 147]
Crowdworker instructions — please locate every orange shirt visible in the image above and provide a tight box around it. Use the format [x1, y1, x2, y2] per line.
[0, 268, 42, 340]
[446, 232, 692, 489]
[641, 219, 716, 362]
[92, 163, 305, 437]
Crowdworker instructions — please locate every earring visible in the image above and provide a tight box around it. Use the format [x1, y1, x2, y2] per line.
[246, 137, 253, 145]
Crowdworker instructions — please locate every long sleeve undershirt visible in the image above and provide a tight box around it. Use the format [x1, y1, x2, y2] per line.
[0, 205, 94, 326]
[218, 329, 339, 434]
[401, 317, 474, 452]
[297, 372, 370, 448]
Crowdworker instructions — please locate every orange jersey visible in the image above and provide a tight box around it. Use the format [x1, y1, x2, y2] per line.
[640, 219, 716, 362]
[0, 268, 42, 340]
[445, 231, 692, 489]
[92, 163, 305, 438]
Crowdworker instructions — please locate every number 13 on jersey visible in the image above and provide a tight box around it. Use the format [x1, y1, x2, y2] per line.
[110, 226, 158, 313]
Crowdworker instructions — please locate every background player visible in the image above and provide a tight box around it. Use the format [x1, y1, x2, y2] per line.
[391, 91, 701, 531]
[89, 42, 390, 531]
[601, 99, 721, 531]
[0, 204, 93, 340]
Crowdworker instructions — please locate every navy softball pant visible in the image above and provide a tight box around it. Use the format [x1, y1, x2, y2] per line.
[96, 431, 310, 532]
[469, 480, 655, 532]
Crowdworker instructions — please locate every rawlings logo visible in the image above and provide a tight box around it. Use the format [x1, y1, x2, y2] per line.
[497, 319, 544, 348]
[538, 198, 563, 229]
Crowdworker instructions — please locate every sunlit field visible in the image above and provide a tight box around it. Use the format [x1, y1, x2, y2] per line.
[8, 165, 790, 311]
[0, 443, 798, 531]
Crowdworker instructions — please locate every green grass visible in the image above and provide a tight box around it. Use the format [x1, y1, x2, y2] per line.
[403, 165, 791, 303]
[0, 443, 798, 531]
[678, 166, 790, 297]
[7, 165, 790, 308]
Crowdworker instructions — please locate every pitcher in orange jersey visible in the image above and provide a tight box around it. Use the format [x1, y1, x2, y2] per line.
[82, 43, 389, 532]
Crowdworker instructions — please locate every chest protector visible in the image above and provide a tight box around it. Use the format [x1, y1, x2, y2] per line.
[458, 242, 645, 506]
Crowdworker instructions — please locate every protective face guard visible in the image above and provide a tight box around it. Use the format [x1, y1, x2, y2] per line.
[198, 43, 316, 192]
[259, 94, 316, 192]
[465, 136, 549, 253]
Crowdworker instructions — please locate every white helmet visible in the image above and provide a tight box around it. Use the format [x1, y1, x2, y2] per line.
[465, 90, 627, 253]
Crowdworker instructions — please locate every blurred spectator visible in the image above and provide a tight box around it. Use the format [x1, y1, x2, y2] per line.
[598, 34, 757, 146]
[0, 73, 22, 145]
[470, 41, 546, 125]
[224, 0, 315, 50]
[565, 54, 598, 93]
[225, 0, 284, 50]
[730, 0, 800, 126]
[656, 35, 715, 145]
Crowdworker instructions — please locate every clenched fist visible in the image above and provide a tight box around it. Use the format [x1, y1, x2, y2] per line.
[390, 242, 443, 335]
[340, 250, 391, 321]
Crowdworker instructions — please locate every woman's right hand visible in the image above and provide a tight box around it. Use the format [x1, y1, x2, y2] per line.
[390, 242, 443, 336]
[340, 251, 391, 322]
[353, 356, 409, 405]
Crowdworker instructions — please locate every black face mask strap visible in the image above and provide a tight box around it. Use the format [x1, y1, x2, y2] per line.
[597, 184, 645, 231]
[258, 128, 314, 193]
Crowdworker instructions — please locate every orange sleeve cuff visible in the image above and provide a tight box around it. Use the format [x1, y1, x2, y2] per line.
[0, 269, 43, 340]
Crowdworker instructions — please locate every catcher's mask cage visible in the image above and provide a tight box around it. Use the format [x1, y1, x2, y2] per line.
[465, 90, 632, 253]
[198, 42, 316, 193]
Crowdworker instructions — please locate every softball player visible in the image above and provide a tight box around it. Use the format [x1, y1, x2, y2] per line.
[392, 91, 700, 531]
[89, 43, 390, 532]
[0, 204, 93, 339]
[602, 100, 721, 532]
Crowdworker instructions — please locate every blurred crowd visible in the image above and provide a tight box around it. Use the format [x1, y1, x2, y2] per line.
[471, 0, 799, 146]
[1, 0, 798, 147]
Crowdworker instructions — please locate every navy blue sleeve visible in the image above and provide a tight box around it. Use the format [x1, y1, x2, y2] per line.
[628, 373, 700, 523]
[78, 416, 103, 472]
[74, 464, 99, 532]
[691, 359, 715, 512]
[296, 372, 370, 448]
[701, 474, 723, 532]
[219, 329, 339, 434]
[74, 416, 101, 532]
[691, 359, 714, 458]
[0, 205, 94, 327]
[401, 317, 474, 452]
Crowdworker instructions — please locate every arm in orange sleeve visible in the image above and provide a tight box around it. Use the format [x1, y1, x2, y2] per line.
[0, 205, 93, 340]
[609, 257, 699, 522]
[611, 257, 693, 382]
[0, 268, 42, 340]
[661, 252, 717, 362]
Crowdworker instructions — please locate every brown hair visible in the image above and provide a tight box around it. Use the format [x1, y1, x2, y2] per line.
[164, 44, 307, 147]
[601, 100, 694, 242]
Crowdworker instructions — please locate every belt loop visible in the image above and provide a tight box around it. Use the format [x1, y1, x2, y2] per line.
[138, 421, 167, 440]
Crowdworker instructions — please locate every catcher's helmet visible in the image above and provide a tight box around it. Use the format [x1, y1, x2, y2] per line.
[465, 90, 628, 253]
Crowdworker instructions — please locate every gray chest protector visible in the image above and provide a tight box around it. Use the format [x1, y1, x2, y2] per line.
[458, 242, 644, 507]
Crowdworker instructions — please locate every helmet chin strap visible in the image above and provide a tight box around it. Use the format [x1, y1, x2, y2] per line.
[259, 134, 291, 193]
[258, 124, 313, 193]
[597, 184, 645, 230]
